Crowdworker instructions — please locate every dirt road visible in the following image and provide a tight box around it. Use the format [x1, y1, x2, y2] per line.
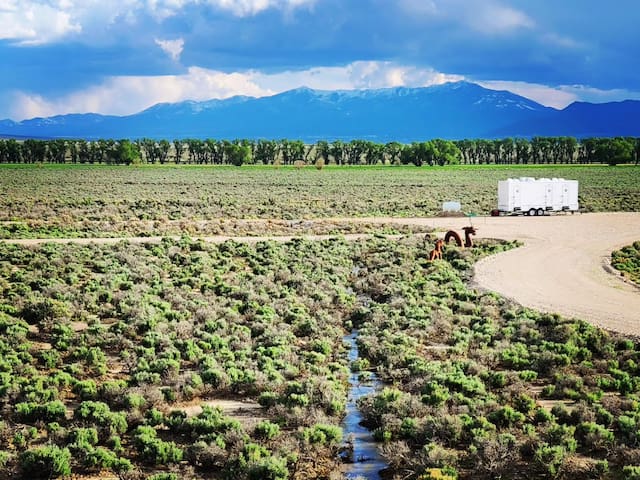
[3, 212, 639, 335]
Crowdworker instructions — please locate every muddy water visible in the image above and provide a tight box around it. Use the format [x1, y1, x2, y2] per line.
[342, 331, 388, 479]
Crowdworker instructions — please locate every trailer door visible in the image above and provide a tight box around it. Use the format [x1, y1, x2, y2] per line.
[562, 182, 570, 209]
[551, 182, 563, 210]
[544, 182, 553, 209]
[512, 182, 521, 211]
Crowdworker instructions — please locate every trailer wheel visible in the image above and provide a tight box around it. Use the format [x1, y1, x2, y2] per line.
[536, 208, 544, 216]
[528, 208, 536, 217]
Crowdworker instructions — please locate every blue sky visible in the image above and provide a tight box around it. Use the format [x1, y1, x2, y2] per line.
[1, 0, 639, 120]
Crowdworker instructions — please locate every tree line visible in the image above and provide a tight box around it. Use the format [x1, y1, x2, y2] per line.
[0, 136, 638, 166]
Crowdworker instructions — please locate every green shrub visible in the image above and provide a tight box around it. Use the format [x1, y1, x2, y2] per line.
[576, 422, 614, 452]
[254, 420, 280, 440]
[373, 428, 393, 442]
[400, 417, 418, 439]
[15, 401, 66, 423]
[247, 455, 288, 480]
[302, 424, 342, 445]
[623, 465, 640, 480]
[258, 391, 279, 407]
[422, 382, 450, 406]
[145, 408, 164, 426]
[69, 427, 99, 447]
[487, 406, 525, 428]
[533, 407, 554, 424]
[148, 474, 178, 480]
[74, 379, 98, 400]
[513, 394, 536, 415]
[133, 426, 183, 465]
[75, 401, 128, 435]
[518, 370, 538, 381]
[124, 392, 146, 409]
[20, 445, 71, 478]
[534, 444, 566, 477]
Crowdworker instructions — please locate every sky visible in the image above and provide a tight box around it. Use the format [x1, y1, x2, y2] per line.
[1, 0, 639, 121]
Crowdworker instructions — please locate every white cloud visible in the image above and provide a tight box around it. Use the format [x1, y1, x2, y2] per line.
[469, 5, 534, 34]
[0, 0, 81, 44]
[204, 0, 316, 17]
[541, 32, 583, 50]
[253, 61, 464, 92]
[399, 0, 534, 35]
[478, 80, 640, 109]
[398, 0, 438, 16]
[155, 37, 185, 60]
[556, 84, 640, 105]
[9, 67, 270, 120]
[0, 0, 316, 44]
[8, 61, 464, 120]
[478, 80, 577, 109]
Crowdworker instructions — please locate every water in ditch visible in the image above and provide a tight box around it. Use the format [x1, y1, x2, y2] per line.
[341, 331, 388, 479]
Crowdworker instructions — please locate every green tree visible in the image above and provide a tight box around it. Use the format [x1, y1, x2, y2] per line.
[345, 139, 367, 165]
[254, 139, 278, 165]
[433, 139, 462, 165]
[173, 139, 185, 163]
[158, 139, 171, 164]
[515, 138, 530, 164]
[279, 139, 305, 165]
[115, 140, 140, 165]
[22, 139, 47, 163]
[384, 141, 403, 164]
[225, 142, 252, 166]
[595, 137, 634, 165]
[46, 140, 67, 164]
[314, 140, 330, 164]
[330, 140, 345, 165]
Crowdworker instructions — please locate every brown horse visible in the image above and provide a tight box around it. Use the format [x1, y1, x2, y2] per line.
[429, 239, 444, 260]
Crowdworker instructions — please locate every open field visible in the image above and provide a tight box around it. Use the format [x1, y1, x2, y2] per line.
[0, 164, 638, 238]
[3, 235, 640, 479]
[2, 164, 640, 479]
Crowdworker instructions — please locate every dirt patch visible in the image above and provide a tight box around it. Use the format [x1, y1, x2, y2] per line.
[65, 474, 118, 480]
[70, 321, 89, 331]
[30, 341, 52, 350]
[169, 398, 265, 429]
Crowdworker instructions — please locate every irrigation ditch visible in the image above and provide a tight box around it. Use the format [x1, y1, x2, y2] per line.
[341, 331, 388, 479]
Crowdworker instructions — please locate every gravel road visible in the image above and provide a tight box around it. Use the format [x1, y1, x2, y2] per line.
[384, 213, 640, 336]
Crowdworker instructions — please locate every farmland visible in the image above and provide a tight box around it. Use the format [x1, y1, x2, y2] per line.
[1, 164, 639, 239]
[1, 163, 640, 479]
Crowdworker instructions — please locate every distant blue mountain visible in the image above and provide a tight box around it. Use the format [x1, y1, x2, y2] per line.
[0, 81, 638, 141]
[490, 99, 640, 138]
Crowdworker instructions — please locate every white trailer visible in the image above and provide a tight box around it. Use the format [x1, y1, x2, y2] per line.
[497, 177, 579, 216]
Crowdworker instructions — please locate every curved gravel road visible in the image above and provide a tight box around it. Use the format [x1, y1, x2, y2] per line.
[3, 212, 639, 335]
[379, 213, 640, 336]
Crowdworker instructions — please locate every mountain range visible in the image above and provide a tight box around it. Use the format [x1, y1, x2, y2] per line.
[1, 81, 639, 141]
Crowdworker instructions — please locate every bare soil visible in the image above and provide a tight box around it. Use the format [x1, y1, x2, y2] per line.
[169, 398, 265, 429]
